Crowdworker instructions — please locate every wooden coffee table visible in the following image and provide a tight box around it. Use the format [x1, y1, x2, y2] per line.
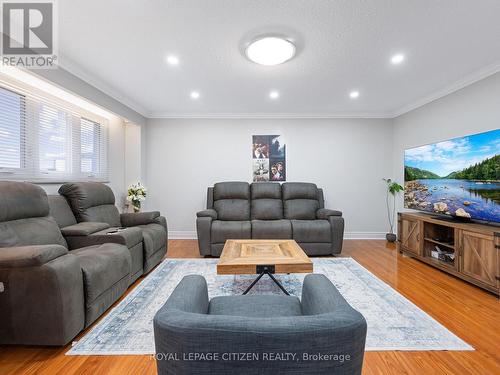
[217, 239, 313, 295]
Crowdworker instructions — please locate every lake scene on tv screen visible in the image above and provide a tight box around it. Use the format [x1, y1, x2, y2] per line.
[404, 129, 500, 223]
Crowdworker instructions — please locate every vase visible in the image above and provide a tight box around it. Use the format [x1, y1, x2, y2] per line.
[132, 201, 141, 213]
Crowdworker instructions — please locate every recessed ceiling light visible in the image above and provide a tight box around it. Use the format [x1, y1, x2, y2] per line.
[190, 91, 200, 99]
[246, 36, 296, 66]
[269, 90, 280, 99]
[166, 55, 179, 65]
[349, 91, 360, 99]
[391, 53, 405, 65]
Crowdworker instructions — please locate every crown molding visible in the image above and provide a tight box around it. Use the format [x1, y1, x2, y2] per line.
[147, 112, 393, 119]
[392, 61, 500, 118]
[57, 54, 150, 117]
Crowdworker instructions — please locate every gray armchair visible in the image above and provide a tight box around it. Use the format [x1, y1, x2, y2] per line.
[154, 274, 367, 375]
[58, 182, 168, 278]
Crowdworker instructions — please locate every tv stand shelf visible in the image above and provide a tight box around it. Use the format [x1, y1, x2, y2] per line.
[397, 212, 499, 295]
[423, 237, 455, 250]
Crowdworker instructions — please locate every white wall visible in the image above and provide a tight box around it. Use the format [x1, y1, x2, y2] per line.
[393, 72, 500, 212]
[107, 117, 127, 209]
[145, 118, 394, 238]
[125, 122, 143, 187]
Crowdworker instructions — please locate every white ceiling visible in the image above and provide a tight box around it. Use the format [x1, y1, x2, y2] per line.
[58, 0, 500, 118]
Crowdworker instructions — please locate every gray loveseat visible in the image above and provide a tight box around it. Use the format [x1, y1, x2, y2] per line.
[154, 274, 367, 375]
[0, 181, 131, 345]
[197, 182, 344, 256]
[58, 182, 168, 281]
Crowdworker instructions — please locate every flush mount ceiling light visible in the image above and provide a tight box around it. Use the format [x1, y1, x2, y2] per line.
[391, 53, 405, 65]
[269, 90, 280, 99]
[166, 55, 179, 66]
[349, 90, 360, 99]
[190, 91, 200, 99]
[245, 36, 296, 66]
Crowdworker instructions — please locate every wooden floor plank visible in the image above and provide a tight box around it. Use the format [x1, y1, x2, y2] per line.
[1, 239, 499, 375]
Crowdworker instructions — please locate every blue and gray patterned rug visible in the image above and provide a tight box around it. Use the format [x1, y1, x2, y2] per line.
[67, 258, 473, 355]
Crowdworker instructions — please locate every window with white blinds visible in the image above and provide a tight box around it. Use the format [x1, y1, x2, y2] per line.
[0, 85, 108, 182]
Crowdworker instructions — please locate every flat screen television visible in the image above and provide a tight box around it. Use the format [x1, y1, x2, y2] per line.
[404, 129, 500, 224]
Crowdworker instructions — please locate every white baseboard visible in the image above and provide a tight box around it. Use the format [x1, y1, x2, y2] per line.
[344, 232, 387, 240]
[169, 231, 197, 239]
[168, 231, 386, 240]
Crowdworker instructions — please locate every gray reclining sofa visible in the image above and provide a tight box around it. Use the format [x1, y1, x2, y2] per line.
[0, 181, 131, 345]
[57, 182, 168, 282]
[197, 182, 344, 256]
[154, 274, 367, 375]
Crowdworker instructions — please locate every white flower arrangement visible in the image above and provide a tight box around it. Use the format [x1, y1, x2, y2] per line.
[127, 182, 147, 212]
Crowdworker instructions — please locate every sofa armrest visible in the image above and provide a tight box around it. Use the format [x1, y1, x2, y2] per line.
[64, 226, 143, 250]
[196, 209, 218, 220]
[120, 211, 161, 227]
[196, 217, 212, 256]
[0, 251, 85, 345]
[61, 222, 110, 236]
[329, 216, 345, 254]
[154, 215, 168, 236]
[0, 245, 68, 268]
[316, 208, 342, 219]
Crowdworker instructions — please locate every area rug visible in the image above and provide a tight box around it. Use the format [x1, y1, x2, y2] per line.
[67, 258, 473, 355]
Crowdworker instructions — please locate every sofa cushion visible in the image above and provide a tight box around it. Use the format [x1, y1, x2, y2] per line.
[82, 205, 122, 227]
[282, 183, 320, 220]
[251, 220, 292, 239]
[282, 182, 318, 200]
[48, 195, 77, 228]
[71, 244, 131, 301]
[213, 182, 250, 200]
[58, 182, 121, 226]
[251, 199, 283, 220]
[213, 182, 250, 221]
[211, 220, 251, 244]
[136, 223, 167, 258]
[291, 220, 331, 243]
[71, 243, 131, 326]
[209, 295, 302, 317]
[0, 217, 68, 248]
[250, 182, 283, 220]
[284, 199, 319, 220]
[0, 181, 49, 222]
[251, 182, 281, 199]
[214, 200, 250, 221]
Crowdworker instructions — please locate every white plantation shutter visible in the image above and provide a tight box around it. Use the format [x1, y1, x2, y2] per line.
[0, 84, 108, 182]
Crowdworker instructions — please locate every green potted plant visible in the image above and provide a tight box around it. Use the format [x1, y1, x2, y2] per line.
[383, 178, 404, 243]
[127, 182, 147, 213]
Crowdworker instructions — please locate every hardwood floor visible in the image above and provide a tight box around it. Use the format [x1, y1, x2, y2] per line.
[1, 240, 499, 375]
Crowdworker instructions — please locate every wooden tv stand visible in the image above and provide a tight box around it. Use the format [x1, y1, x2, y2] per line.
[397, 212, 499, 295]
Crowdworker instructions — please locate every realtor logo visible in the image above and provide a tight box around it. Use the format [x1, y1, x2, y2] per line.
[1, 0, 58, 68]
